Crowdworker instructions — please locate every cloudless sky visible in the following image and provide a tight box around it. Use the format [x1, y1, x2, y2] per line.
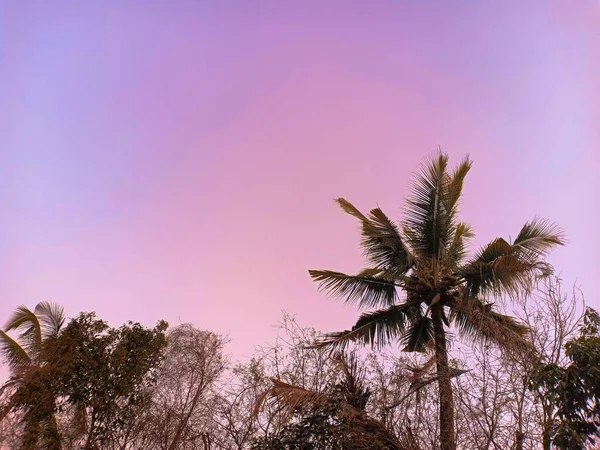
[0, 1, 598, 360]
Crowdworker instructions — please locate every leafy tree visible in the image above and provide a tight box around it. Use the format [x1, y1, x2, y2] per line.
[52, 312, 168, 449]
[309, 153, 564, 450]
[0, 302, 65, 450]
[529, 307, 600, 449]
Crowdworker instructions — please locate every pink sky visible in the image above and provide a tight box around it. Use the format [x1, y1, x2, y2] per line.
[0, 1, 598, 358]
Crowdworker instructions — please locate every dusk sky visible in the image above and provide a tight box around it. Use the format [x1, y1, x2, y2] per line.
[1, 1, 598, 359]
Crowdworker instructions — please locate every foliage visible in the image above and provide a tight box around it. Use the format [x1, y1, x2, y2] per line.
[528, 307, 600, 449]
[53, 312, 168, 449]
[0, 307, 168, 450]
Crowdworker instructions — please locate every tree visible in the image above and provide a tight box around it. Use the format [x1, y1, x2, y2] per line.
[52, 312, 168, 449]
[0, 302, 65, 450]
[308, 152, 564, 450]
[133, 324, 228, 449]
[209, 313, 344, 449]
[528, 307, 600, 449]
[252, 353, 407, 450]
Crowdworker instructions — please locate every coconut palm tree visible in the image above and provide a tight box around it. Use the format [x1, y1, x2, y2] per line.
[308, 153, 564, 450]
[0, 302, 65, 450]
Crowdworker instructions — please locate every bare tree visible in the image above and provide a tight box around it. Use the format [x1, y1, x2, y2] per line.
[451, 277, 584, 450]
[211, 313, 342, 449]
[131, 324, 227, 450]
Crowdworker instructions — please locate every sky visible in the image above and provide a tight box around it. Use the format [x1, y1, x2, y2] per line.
[0, 1, 598, 360]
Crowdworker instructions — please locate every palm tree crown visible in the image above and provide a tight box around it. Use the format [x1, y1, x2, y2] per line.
[0, 302, 66, 448]
[0, 302, 65, 377]
[310, 153, 563, 353]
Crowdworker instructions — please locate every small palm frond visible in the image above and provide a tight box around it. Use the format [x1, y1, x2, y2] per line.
[442, 155, 472, 218]
[512, 218, 565, 259]
[34, 302, 65, 339]
[334, 353, 371, 410]
[308, 269, 398, 309]
[336, 197, 369, 222]
[446, 222, 474, 267]
[253, 379, 329, 418]
[314, 303, 420, 350]
[4, 305, 42, 357]
[0, 330, 31, 371]
[401, 316, 434, 353]
[403, 152, 456, 260]
[450, 298, 532, 354]
[335, 198, 413, 274]
[459, 222, 563, 299]
[459, 238, 548, 299]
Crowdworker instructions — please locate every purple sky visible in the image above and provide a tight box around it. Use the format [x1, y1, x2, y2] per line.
[1, 1, 598, 358]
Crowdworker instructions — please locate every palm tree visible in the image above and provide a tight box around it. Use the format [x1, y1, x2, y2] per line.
[254, 353, 407, 449]
[308, 153, 564, 450]
[0, 302, 66, 450]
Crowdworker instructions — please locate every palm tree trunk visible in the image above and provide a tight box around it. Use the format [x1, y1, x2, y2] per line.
[431, 304, 456, 450]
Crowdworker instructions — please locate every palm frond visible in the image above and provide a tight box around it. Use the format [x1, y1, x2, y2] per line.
[309, 269, 398, 309]
[336, 197, 369, 222]
[512, 218, 565, 258]
[253, 378, 329, 418]
[334, 352, 370, 410]
[314, 303, 420, 350]
[442, 155, 472, 218]
[450, 298, 532, 354]
[364, 207, 413, 272]
[446, 222, 474, 267]
[335, 198, 413, 274]
[403, 152, 455, 260]
[458, 229, 562, 297]
[4, 305, 42, 357]
[401, 316, 434, 352]
[0, 330, 31, 371]
[34, 302, 65, 339]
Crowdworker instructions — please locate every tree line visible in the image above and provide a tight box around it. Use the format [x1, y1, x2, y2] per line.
[1, 153, 598, 449]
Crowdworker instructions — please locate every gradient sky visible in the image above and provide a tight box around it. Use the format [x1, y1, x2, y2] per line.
[1, 1, 598, 360]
